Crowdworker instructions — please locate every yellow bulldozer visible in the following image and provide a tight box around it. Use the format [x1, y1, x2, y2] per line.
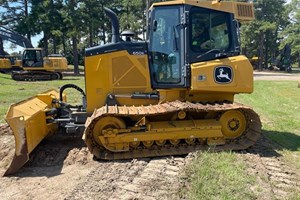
[4, 0, 261, 176]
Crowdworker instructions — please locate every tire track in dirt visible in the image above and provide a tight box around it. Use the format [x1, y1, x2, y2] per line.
[65, 157, 187, 200]
[241, 137, 300, 199]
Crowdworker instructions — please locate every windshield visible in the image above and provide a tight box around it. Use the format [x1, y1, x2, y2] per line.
[149, 6, 181, 85]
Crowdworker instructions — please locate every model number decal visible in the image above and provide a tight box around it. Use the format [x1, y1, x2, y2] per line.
[132, 51, 145, 55]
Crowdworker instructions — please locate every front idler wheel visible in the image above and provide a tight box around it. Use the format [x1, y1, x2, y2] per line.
[219, 110, 246, 139]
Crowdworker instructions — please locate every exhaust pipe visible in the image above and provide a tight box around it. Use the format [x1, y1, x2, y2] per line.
[104, 7, 120, 43]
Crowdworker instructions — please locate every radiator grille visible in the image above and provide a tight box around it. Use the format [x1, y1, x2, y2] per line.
[235, 3, 255, 20]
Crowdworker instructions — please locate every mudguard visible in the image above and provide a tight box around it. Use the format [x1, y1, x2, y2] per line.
[4, 90, 61, 176]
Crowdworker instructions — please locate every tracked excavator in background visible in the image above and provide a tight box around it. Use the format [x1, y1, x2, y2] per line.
[0, 26, 68, 80]
[4, 0, 261, 176]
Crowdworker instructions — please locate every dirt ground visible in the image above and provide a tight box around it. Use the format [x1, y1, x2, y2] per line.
[0, 71, 299, 200]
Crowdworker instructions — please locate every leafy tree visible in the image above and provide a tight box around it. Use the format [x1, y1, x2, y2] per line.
[280, 0, 300, 67]
[241, 0, 289, 70]
[62, 0, 86, 74]
[0, 0, 32, 41]
[29, 0, 65, 55]
[118, 0, 144, 39]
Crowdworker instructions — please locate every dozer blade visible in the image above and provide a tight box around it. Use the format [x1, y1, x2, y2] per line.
[4, 90, 60, 176]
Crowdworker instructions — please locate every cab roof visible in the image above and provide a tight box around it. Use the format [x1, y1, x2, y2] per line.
[151, 0, 255, 21]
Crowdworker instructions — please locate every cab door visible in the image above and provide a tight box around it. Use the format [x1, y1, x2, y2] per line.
[148, 5, 189, 89]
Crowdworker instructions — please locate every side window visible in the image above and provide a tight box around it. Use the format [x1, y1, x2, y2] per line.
[191, 12, 230, 51]
[36, 51, 42, 62]
[191, 13, 211, 51]
[210, 14, 229, 49]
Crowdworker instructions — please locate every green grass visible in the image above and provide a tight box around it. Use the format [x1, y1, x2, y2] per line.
[236, 80, 300, 170]
[0, 73, 85, 123]
[236, 81, 300, 137]
[180, 152, 257, 200]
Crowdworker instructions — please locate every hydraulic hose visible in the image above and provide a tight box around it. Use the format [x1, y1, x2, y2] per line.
[59, 84, 86, 102]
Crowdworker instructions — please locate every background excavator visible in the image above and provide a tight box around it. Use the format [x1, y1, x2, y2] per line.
[4, 0, 261, 176]
[270, 44, 292, 72]
[0, 26, 68, 80]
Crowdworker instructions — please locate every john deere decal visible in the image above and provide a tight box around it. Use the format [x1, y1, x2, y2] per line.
[214, 66, 233, 84]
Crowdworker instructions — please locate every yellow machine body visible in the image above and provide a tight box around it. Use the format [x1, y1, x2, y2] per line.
[43, 56, 68, 71]
[0, 57, 12, 70]
[12, 59, 22, 68]
[85, 50, 155, 112]
[85, 51, 253, 112]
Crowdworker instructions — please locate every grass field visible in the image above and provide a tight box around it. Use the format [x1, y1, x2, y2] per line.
[0, 73, 299, 199]
[237, 80, 300, 170]
[0, 73, 85, 123]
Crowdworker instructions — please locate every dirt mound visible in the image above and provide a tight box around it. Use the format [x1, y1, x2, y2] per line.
[0, 124, 15, 175]
[0, 124, 12, 135]
[63, 147, 91, 166]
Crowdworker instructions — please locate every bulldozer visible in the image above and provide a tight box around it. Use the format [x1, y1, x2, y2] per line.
[4, 0, 261, 176]
[0, 26, 68, 80]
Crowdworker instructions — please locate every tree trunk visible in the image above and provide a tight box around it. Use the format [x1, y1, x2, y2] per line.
[72, 36, 79, 75]
[264, 32, 269, 69]
[24, 0, 31, 43]
[43, 34, 49, 56]
[0, 38, 5, 55]
[258, 32, 264, 71]
[53, 38, 57, 54]
[62, 33, 66, 55]
[89, 24, 93, 47]
[298, 52, 300, 69]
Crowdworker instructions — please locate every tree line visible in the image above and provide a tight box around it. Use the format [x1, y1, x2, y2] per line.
[0, 0, 299, 73]
[241, 0, 300, 70]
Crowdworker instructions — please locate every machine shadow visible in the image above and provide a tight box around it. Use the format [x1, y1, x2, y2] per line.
[239, 129, 300, 158]
[263, 130, 300, 151]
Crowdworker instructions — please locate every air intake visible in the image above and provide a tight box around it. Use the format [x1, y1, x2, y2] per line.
[234, 2, 255, 21]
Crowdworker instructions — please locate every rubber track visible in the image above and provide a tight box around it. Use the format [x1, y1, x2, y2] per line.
[84, 100, 262, 160]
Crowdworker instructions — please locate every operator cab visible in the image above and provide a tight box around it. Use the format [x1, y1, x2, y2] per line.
[22, 49, 43, 68]
[148, 4, 240, 89]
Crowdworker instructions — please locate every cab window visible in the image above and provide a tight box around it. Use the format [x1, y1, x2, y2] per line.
[149, 6, 181, 84]
[191, 12, 230, 52]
